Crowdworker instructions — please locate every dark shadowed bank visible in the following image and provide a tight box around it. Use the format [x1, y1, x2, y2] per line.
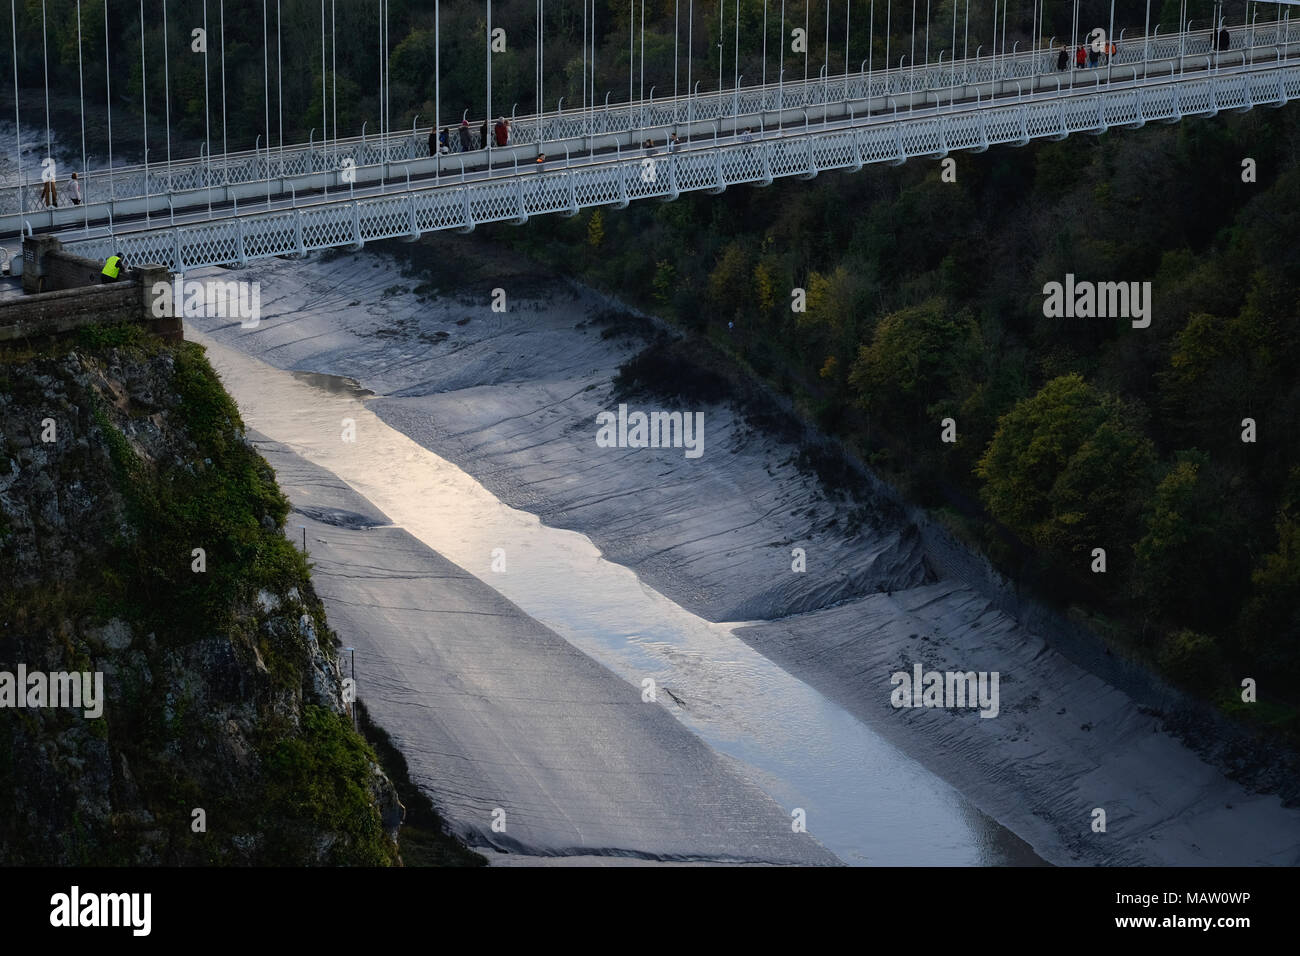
[0, 324, 476, 864]
[355, 702, 487, 867]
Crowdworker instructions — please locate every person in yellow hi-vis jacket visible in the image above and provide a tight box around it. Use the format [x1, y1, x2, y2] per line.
[101, 254, 123, 283]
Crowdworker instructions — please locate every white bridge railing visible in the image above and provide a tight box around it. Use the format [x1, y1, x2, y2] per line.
[61, 61, 1300, 274]
[2, 17, 1293, 221]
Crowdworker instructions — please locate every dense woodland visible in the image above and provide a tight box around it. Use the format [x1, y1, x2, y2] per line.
[507, 101, 1300, 733]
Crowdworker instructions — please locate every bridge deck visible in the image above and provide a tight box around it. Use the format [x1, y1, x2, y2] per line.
[3, 22, 1296, 273]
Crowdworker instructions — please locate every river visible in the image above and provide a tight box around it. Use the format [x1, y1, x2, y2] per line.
[193, 327, 1043, 865]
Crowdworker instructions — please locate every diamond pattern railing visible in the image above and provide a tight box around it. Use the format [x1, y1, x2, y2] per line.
[62, 59, 1300, 273]
[8, 19, 1299, 218]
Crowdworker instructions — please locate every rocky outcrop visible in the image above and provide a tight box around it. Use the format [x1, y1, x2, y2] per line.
[0, 330, 402, 864]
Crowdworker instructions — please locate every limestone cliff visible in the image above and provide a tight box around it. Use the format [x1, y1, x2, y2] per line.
[0, 324, 403, 864]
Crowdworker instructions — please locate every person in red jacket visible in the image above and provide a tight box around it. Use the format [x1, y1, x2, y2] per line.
[1075, 45, 1087, 69]
[493, 117, 509, 147]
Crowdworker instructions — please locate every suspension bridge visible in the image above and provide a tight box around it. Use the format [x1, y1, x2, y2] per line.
[2, 3, 1299, 276]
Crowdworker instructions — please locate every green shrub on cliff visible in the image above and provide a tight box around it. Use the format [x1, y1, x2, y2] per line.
[0, 339, 404, 865]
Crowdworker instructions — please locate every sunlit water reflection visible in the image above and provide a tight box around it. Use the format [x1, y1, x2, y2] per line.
[197, 329, 1044, 866]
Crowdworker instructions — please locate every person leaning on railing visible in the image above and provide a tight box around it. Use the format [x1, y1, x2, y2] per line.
[101, 255, 124, 283]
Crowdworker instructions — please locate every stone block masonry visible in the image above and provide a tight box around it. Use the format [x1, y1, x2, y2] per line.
[1, 236, 180, 344]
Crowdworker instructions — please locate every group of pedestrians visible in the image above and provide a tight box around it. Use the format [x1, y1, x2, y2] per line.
[1053, 25, 1232, 74]
[37, 171, 82, 208]
[427, 115, 513, 156]
[1057, 41, 1119, 71]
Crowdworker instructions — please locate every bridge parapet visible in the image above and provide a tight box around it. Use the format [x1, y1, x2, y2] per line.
[1, 237, 178, 345]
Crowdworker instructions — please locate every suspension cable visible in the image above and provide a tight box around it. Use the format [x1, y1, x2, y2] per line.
[104, 0, 112, 206]
[277, 0, 283, 173]
[824, 0, 830, 99]
[911, 0, 917, 85]
[536, 0, 541, 122]
[41, 0, 50, 165]
[220, 0, 227, 178]
[331, 0, 336, 155]
[76, 0, 86, 230]
[540, 0, 545, 124]
[435, 0, 439, 174]
[1032, 0, 1039, 67]
[384, 0, 389, 154]
[994, 0, 1000, 75]
[845, 0, 851, 101]
[687, 0, 694, 134]
[262, 0, 269, 205]
[320, 0, 326, 168]
[10, 0, 21, 226]
[1072, 0, 1079, 67]
[952, 0, 958, 102]
[1001, 0, 1008, 75]
[163, 0, 172, 188]
[886, 0, 892, 91]
[204, 0, 211, 214]
[139, 0, 148, 220]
